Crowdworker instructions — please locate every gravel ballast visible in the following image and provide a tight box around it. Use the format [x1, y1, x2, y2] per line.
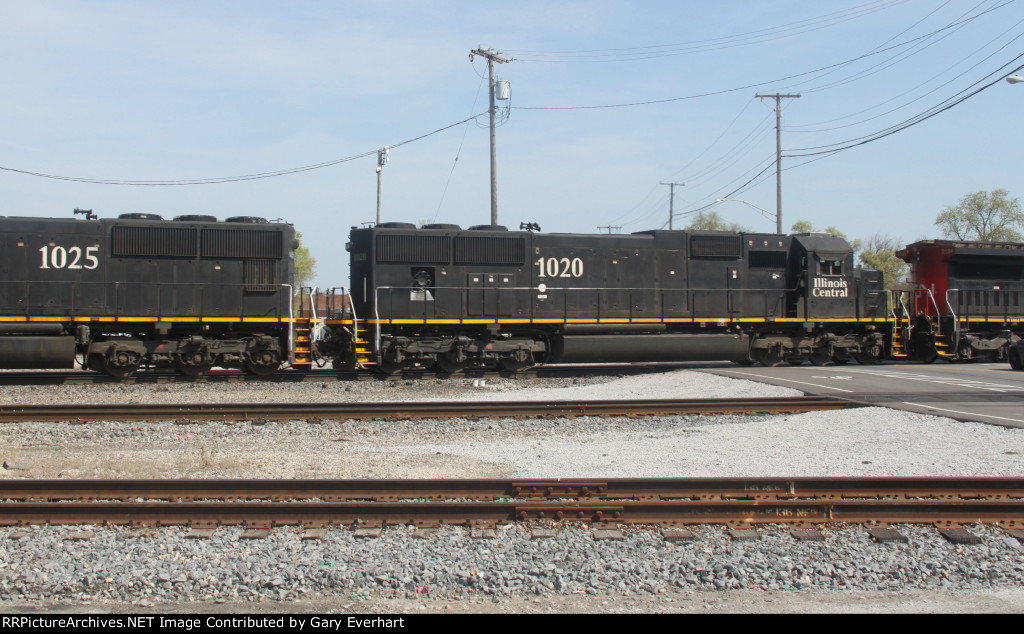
[1, 368, 1023, 613]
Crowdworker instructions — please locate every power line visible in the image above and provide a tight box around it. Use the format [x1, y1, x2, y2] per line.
[785, 55, 1024, 158]
[677, 52, 1024, 219]
[505, 0, 908, 63]
[511, 1, 1013, 111]
[788, 4, 1024, 131]
[0, 114, 486, 186]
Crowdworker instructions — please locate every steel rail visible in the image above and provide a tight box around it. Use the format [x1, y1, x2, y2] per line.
[0, 396, 856, 423]
[2, 499, 1022, 528]
[3, 477, 1024, 502]
[0, 363, 698, 386]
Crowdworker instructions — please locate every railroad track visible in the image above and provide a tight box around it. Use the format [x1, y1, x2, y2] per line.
[2, 478, 1023, 530]
[0, 396, 856, 423]
[0, 362, 695, 386]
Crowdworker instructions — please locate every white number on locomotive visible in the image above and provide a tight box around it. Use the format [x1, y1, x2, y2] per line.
[39, 245, 100, 270]
[535, 257, 584, 278]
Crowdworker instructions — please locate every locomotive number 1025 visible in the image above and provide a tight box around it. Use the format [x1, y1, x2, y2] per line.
[535, 256, 584, 278]
[38, 244, 100, 270]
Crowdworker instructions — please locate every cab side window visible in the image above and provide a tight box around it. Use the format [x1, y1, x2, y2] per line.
[818, 258, 843, 276]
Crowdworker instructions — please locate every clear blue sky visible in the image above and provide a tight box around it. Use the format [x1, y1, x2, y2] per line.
[2, 1, 1022, 289]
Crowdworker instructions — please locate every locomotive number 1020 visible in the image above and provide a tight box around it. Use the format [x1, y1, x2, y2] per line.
[535, 256, 584, 278]
[39, 245, 100, 270]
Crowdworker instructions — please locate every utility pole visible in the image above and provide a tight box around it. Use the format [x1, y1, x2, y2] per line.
[471, 48, 510, 226]
[755, 93, 800, 234]
[660, 182, 685, 230]
[375, 146, 389, 225]
[597, 225, 622, 234]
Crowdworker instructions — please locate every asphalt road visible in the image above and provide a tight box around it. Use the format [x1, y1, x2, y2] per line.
[702, 361, 1024, 428]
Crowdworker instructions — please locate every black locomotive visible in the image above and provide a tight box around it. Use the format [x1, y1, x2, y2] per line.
[5, 213, 1021, 377]
[0, 212, 307, 377]
[324, 223, 890, 373]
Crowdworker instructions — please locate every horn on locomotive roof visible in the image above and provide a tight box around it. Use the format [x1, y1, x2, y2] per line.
[520, 222, 541, 232]
[73, 208, 97, 220]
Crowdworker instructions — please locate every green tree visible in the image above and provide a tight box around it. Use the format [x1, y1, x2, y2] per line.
[934, 189, 1024, 242]
[790, 219, 814, 234]
[685, 211, 749, 232]
[857, 233, 908, 290]
[294, 232, 317, 289]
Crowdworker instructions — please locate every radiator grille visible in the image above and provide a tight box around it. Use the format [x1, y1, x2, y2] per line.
[690, 235, 742, 259]
[244, 259, 278, 292]
[202, 229, 284, 259]
[111, 226, 198, 257]
[376, 235, 451, 264]
[749, 250, 788, 269]
[455, 236, 525, 265]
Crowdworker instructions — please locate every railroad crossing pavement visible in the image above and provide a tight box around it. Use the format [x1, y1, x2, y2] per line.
[699, 362, 1024, 428]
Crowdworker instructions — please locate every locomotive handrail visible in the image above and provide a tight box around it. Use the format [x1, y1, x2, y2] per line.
[943, 288, 960, 356]
[887, 290, 901, 322]
[9, 280, 292, 321]
[282, 284, 294, 363]
[899, 291, 910, 321]
[948, 287, 1024, 322]
[338, 287, 359, 369]
[891, 290, 912, 352]
[914, 286, 955, 356]
[304, 286, 324, 343]
[373, 289, 381, 355]
[922, 286, 941, 319]
[370, 282, 806, 337]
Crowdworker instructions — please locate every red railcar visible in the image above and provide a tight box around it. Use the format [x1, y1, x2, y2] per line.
[895, 240, 1024, 362]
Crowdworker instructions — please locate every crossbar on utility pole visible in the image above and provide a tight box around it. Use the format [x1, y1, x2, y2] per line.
[755, 93, 800, 234]
[471, 48, 511, 226]
[660, 182, 685, 230]
[375, 146, 389, 225]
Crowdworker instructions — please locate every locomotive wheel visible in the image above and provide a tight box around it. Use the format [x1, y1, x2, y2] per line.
[831, 349, 853, 365]
[242, 350, 280, 377]
[808, 349, 832, 366]
[434, 357, 467, 375]
[498, 349, 533, 373]
[855, 345, 883, 365]
[174, 356, 213, 378]
[434, 349, 469, 375]
[372, 361, 404, 375]
[242, 359, 279, 377]
[102, 354, 140, 379]
[753, 348, 783, 367]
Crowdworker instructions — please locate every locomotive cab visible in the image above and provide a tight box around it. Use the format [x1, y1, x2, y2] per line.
[744, 233, 886, 366]
[789, 234, 858, 320]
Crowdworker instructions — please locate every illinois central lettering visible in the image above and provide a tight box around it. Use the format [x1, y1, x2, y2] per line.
[812, 277, 849, 297]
